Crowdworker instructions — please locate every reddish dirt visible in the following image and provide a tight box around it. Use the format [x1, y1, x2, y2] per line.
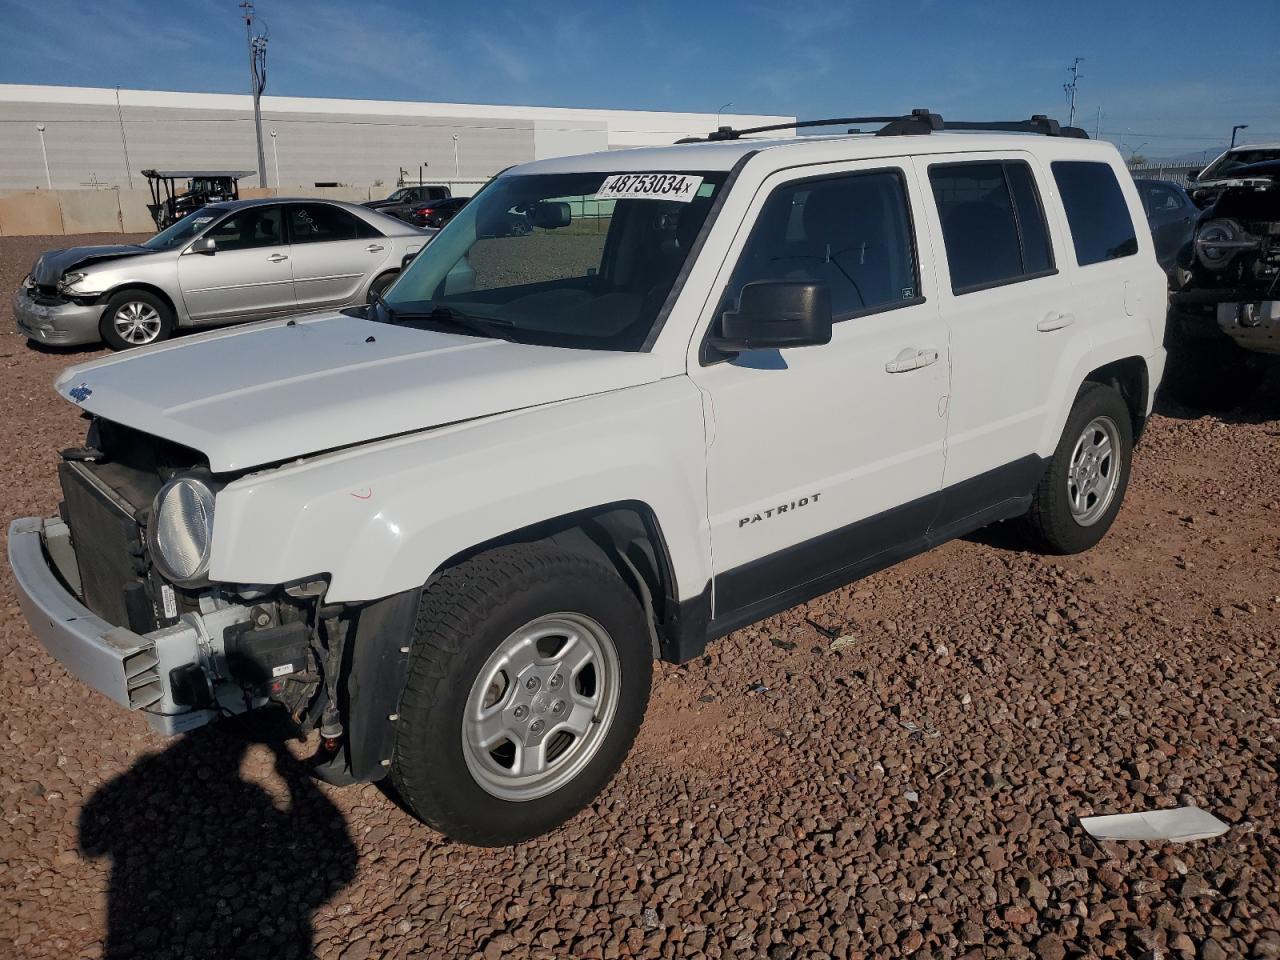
[1, 234, 1278, 959]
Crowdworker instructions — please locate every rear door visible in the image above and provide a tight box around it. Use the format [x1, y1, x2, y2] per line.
[914, 152, 1077, 503]
[286, 203, 393, 309]
[177, 205, 295, 323]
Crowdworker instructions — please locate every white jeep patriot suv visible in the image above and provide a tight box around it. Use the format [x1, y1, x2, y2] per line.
[8, 111, 1166, 845]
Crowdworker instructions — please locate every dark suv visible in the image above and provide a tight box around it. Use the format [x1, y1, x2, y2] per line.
[363, 185, 452, 223]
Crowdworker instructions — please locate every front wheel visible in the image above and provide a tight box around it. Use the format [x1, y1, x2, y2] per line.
[391, 544, 652, 845]
[99, 290, 174, 350]
[1023, 382, 1133, 554]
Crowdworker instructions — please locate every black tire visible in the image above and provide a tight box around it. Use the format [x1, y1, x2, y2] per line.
[99, 289, 174, 350]
[1162, 326, 1266, 410]
[367, 271, 398, 303]
[391, 543, 652, 845]
[1023, 382, 1133, 554]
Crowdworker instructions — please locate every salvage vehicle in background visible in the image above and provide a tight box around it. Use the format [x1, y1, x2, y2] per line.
[13, 199, 433, 350]
[1134, 178, 1196, 273]
[1165, 154, 1280, 407]
[364, 184, 453, 223]
[1187, 144, 1280, 208]
[8, 111, 1166, 845]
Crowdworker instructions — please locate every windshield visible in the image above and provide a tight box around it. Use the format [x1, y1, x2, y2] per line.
[140, 209, 226, 251]
[1200, 148, 1280, 180]
[387, 188, 413, 201]
[384, 171, 726, 351]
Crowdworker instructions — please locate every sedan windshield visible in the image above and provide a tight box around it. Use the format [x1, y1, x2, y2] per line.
[384, 171, 726, 351]
[141, 209, 226, 251]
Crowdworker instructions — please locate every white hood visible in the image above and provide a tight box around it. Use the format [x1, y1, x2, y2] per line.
[55, 312, 666, 471]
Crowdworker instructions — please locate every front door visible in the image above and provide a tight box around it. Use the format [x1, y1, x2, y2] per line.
[286, 203, 392, 309]
[177, 205, 294, 323]
[691, 161, 950, 625]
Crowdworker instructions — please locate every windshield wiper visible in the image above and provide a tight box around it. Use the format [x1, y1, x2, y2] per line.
[381, 302, 515, 339]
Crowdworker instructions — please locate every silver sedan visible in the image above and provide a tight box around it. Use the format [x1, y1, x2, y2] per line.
[13, 198, 434, 350]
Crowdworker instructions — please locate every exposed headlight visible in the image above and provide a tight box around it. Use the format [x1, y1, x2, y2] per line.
[1195, 219, 1258, 269]
[149, 476, 216, 584]
[57, 271, 88, 293]
[22, 273, 33, 290]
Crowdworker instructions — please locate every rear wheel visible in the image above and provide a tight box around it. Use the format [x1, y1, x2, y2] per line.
[391, 544, 652, 845]
[367, 271, 398, 303]
[99, 290, 174, 350]
[1023, 382, 1133, 554]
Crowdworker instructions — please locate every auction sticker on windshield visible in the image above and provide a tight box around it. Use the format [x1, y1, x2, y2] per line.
[596, 174, 704, 203]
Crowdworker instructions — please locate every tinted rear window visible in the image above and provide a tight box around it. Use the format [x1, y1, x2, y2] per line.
[929, 160, 1054, 293]
[1051, 161, 1138, 265]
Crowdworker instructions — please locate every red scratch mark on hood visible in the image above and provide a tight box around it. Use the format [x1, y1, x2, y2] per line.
[350, 488, 372, 500]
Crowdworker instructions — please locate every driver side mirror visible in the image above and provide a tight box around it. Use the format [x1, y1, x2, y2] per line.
[188, 236, 217, 255]
[707, 281, 832, 357]
[1186, 168, 1200, 182]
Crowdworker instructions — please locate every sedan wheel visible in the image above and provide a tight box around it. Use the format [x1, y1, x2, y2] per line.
[112, 301, 164, 345]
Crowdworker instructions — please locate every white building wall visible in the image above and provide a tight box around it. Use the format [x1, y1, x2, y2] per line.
[0, 84, 791, 191]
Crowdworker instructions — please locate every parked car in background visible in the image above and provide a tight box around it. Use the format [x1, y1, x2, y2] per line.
[7, 111, 1166, 845]
[364, 185, 453, 223]
[1134, 178, 1197, 273]
[408, 196, 470, 228]
[13, 199, 433, 350]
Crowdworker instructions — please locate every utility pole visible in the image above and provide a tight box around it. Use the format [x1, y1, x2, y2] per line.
[1063, 57, 1084, 128]
[35, 124, 51, 189]
[270, 130, 281, 190]
[1230, 124, 1248, 149]
[114, 86, 134, 188]
[1094, 106, 1102, 140]
[240, 1, 269, 188]
[452, 135, 460, 178]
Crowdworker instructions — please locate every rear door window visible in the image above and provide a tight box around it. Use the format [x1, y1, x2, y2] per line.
[929, 160, 1055, 293]
[1051, 161, 1139, 265]
[288, 204, 381, 243]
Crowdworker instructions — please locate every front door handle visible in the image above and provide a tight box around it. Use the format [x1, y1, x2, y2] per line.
[885, 347, 940, 374]
[366, 244, 385, 253]
[1036, 312, 1075, 332]
[267, 253, 289, 263]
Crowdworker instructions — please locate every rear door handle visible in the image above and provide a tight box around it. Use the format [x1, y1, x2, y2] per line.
[267, 253, 289, 263]
[366, 244, 385, 253]
[885, 347, 940, 374]
[1036, 312, 1075, 332]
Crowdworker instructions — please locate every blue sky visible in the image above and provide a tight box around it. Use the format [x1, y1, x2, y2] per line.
[2, 0, 1276, 160]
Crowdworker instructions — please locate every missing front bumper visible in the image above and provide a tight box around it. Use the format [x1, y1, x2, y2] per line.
[7, 517, 254, 734]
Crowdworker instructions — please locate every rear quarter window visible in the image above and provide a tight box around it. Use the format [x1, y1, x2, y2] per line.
[1051, 161, 1139, 265]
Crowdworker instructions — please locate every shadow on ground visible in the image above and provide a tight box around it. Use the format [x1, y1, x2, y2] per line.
[79, 725, 357, 960]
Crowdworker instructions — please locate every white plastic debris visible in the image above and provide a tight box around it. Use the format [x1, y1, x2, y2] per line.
[1079, 806, 1229, 843]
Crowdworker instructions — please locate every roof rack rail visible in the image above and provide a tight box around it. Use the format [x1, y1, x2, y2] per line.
[678, 109, 1088, 143]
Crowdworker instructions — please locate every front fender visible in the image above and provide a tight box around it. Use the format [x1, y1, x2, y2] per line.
[210, 378, 712, 604]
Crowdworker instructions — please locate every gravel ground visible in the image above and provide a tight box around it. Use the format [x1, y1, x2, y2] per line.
[1, 233, 1278, 960]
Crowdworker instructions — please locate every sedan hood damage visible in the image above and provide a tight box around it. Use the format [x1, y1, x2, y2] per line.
[53, 312, 666, 472]
[30, 245, 151, 287]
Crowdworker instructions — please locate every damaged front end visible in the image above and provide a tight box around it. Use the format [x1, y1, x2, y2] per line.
[1172, 161, 1280, 355]
[7, 418, 408, 783]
